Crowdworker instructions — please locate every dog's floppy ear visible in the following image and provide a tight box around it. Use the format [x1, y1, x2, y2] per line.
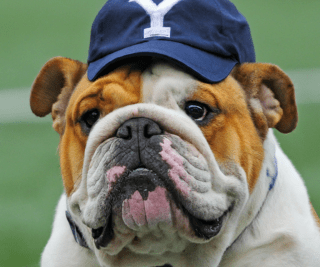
[30, 57, 87, 134]
[232, 63, 298, 139]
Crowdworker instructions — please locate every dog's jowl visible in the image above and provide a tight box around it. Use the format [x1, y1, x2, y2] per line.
[31, 0, 320, 266]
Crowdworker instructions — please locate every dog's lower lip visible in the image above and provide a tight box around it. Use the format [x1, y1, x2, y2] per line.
[190, 214, 224, 239]
[92, 227, 104, 239]
[92, 205, 230, 248]
[92, 214, 114, 249]
[188, 205, 232, 240]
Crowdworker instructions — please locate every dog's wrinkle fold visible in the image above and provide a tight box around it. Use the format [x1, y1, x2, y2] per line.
[181, 152, 209, 173]
[182, 190, 230, 222]
[102, 214, 136, 255]
[91, 141, 129, 173]
[167, 134, 210, 174]
[87, 159, 107, 198]
[127, 227, 188, 255]
[178, 155, 211, 192]
[161, 136, 211, 193]
[87, 142, 123, 195]
[113, 149, 135, 168]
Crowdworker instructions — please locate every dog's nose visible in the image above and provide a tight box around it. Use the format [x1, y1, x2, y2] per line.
[116, 118, 163, 140]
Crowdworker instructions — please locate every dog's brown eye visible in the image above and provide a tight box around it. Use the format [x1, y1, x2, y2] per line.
[81, 109, 100, 129]
[185, 102, 208, 121]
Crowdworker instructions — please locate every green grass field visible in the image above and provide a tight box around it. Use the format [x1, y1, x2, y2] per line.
[1, 1, 320, 266]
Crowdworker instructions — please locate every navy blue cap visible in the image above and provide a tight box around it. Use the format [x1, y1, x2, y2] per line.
[87, 0, 255, 83]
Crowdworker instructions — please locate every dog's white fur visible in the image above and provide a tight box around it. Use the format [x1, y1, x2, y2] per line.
[41, 63, 320, 266]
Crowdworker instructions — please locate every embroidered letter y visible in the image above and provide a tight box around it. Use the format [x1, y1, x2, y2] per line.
[129, 0, 182, 38]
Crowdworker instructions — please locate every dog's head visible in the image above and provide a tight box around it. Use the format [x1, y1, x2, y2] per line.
[30, 57, 297, 266]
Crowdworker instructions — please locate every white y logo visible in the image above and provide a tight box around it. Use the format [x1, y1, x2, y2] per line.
[129, 0, 182, 38]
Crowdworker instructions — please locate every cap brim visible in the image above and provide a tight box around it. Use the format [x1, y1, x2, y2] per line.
[87, 40, 238, 83]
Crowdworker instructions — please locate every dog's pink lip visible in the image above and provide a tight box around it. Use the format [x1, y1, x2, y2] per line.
[122, 187, 172, 229]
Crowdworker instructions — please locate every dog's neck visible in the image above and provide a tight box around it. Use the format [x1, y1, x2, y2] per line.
[226, 134, 278, 251]
[227, 129, 278, 243]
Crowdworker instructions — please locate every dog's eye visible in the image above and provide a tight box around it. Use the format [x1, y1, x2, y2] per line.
[81, 109, 100, 129]
[185, 102, 209, 121]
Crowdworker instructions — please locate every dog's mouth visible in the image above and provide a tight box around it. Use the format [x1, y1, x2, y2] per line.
[90, 168, 230, 250]
[91, 206, 229, 250]
[92, 213, 114, 249]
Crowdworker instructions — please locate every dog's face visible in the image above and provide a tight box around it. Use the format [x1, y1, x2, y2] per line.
[31, 58, 297, 266]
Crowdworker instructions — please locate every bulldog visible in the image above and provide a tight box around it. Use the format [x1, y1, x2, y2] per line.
[30, 57, 320, 266]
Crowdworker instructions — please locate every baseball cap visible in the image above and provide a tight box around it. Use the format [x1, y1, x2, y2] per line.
[87, 0, 255, 83]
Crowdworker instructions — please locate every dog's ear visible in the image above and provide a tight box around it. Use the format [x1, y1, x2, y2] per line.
[30, 57, 87, 134]
[232, 63, 298, 139]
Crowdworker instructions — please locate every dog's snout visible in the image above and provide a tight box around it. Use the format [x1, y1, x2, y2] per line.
[116, 118, 162, 140]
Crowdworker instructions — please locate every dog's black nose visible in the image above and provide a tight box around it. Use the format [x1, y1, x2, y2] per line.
[116, 118, 163, 140]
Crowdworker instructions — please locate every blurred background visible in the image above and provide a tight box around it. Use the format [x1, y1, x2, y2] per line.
[0, 0, 319, 266]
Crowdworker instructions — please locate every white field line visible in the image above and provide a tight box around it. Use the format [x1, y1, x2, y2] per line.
[0, 69, 319, 123]
[0, 88, 51, 123]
